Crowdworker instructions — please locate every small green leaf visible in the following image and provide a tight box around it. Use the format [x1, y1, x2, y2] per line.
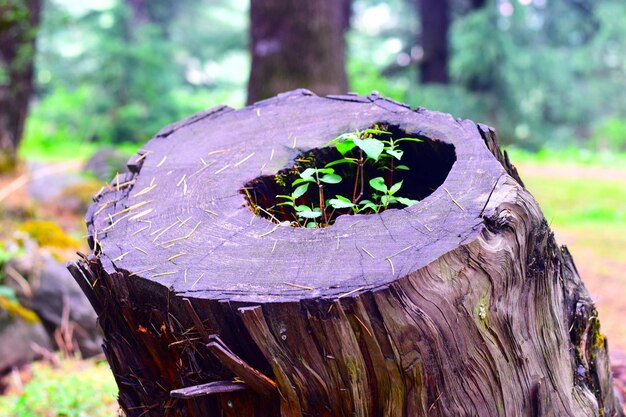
[292, 177, 315, 186]
[300, 168, 316, 180]
[396, 165, 410, 171]
[320, 173, 342, 184]
[381, 195, 391, 206]
[369, 177, 387, 193]
[358, 200, 380, 212]
[295, 204, 311, 212]
[327, 136, 342, 145]
[354, 138, 384, 161]
[386, 149, 403, 160]
[336, 139, 356, 155]
[292, 183, 309, 199]
[317, 168, 335, 175]
[396, 197, 419, 206]
[389, 180, 403, 195]
[328, 133, 355, 145]
[298, 210, 322, 219]
[306, 222, 318, 228]
[276, 194, 294, 201]
[338, 132, 359, 141]
[363, 128, 391, 135]
[276, 201, 294, 207]
[396, 137, 423, 143]
[329, 196, 355, 209]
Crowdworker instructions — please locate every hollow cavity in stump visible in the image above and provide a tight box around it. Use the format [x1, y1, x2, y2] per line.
[242, 124, 455, 227]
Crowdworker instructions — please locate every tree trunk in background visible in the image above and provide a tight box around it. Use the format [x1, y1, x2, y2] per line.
[247, 0, 349, 104]
[340, 0, 352, 32]
[125, 0, 177, 34]
[126, 0, 151, 24]
[0, 0, 41, 170]
[469, 0, 487, 9]
[417, 0, 450, 84]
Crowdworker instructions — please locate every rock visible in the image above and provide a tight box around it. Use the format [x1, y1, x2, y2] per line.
[26, 161, 84, 203]
[84, 147, 131, 182]
[6, 240, 102, 358]
[0, 314, 52, 374]
[56, 180, 104, 214]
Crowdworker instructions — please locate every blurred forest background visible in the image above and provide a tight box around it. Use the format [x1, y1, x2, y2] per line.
[0, 0, 625, 415]
[3, 0, 626, 161]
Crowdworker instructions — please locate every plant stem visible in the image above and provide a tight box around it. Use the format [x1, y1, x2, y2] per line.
[352, 162, 360, 203]
[354, 149, 365, 203]
[319, 183, 328, 225]
[315, 170, 328, 226]
[360, 162, 365, 200]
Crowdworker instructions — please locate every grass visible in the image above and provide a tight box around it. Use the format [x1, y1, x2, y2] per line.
[18, 136, 137, 163]
[518, 156, 626, 263]
[0, 357, 119, 417]
[522, 176, 626, 228]
[507, 146, 626, 167]
[508, 147, 626, 260]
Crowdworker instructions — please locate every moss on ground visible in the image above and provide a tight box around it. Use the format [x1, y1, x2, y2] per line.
[18, 220, 80, 250]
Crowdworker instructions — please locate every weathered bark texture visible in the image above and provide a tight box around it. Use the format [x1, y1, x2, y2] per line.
[246, 0, 349, 104]
[0, 0, 41, 168]
[69, 90, 624, 417]
[417, 0, 450, 84]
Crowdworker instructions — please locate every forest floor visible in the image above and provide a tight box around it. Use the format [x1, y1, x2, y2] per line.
[0, 155, 624, 415]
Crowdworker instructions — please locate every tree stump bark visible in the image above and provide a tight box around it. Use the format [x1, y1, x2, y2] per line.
[68, 90, 624, 417]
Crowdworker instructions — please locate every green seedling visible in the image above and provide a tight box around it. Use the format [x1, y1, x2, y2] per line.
[275, 127, 423, 227]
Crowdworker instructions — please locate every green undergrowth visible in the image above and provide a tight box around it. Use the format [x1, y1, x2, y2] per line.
[270, 127, 422, 227]
[0, 358, 119, 417]
[516, 155, 626, 266]
[521, 174, 626, 227]
[18, 136, 137, 163]
[507, 147, 626, 168]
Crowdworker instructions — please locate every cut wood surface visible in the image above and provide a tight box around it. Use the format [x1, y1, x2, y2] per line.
[69, 90, 624, 417]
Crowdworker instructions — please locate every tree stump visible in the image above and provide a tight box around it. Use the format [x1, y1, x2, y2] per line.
[68, 90, 624, 417]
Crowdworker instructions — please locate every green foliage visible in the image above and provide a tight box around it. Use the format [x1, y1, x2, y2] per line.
[0, 358, 118, 417]
[406, 84, 489, 125]
[451, 0, 626, 148]
[348, 0, 626, 150]
[346, 0, 416, 104]
[523, 172, 626, 227]
[275, 128, 421, 227]
[593, 118, 626, 152]
[507, 147, 626, 167]
[23, 0, 248, 156]
[17, 0, 626, 156]
[19, 86, 107, 160]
